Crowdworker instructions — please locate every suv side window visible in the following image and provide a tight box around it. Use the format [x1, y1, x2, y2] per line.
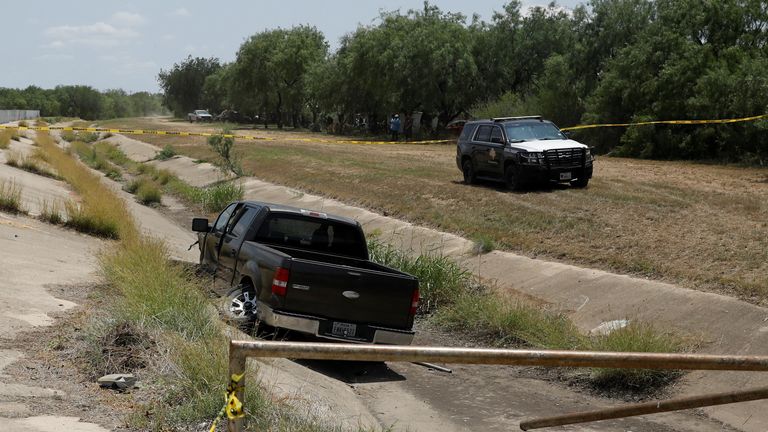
[459, 124, 475, 142]
[475, 125, 492, 143]
[490, 126, 504, 144]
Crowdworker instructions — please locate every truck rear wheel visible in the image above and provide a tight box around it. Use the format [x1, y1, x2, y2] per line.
[224, 284, 276, 336]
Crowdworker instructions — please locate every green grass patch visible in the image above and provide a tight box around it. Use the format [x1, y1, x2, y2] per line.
[71, 141, 123, 180]
[157, 144, 176, 160]
[470, 233, 496, 255]
[0, 178, 24, 213]
[168, 178, 243, 213]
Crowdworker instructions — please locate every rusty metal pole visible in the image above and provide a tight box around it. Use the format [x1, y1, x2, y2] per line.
[230, 340, 768, 371]
[227, 341, 247, 432]
[519, 386, 768, 430]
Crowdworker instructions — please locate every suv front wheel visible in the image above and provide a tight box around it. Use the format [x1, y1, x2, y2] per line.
[462, 160, 476, 185]
[505, 164, 524, 191]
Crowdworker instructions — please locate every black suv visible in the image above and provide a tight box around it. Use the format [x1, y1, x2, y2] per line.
[456, 116, 593, 190]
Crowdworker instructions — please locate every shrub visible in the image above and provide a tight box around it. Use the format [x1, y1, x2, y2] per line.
[0, 179, 23, 213]
[208, 131, 243, 176]
[157, 144, 176, 160]
[18, 120, 28, 127]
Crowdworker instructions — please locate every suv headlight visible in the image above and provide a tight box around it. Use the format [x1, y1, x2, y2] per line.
[521, 152, 544, 164]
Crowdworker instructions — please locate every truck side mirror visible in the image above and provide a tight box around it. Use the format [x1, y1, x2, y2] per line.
[563, 130, 573, 139]
[192, 218, 210, 232]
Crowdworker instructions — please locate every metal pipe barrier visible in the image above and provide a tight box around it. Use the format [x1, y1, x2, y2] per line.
[227, 340, 768, 431]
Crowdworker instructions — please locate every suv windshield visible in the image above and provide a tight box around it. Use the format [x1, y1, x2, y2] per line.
[504, 122, 565, 142]
[196, 110, 210, 115]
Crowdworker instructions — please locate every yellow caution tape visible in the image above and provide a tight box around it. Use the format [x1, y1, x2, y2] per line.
[209, 372, 245, 432]
[560, 113, 768, 131]
[0, 124, 453, 145]
[4, 113, 765, 144]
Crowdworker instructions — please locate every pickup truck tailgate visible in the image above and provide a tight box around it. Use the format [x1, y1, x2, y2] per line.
[284, 258, 417, 330]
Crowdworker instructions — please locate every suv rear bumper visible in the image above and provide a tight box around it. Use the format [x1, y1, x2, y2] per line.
[259, 304, 415, 345]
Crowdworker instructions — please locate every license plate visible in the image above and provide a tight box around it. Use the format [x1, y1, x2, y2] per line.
[331, 322, 357, 338]
[559, 172, 572, 181]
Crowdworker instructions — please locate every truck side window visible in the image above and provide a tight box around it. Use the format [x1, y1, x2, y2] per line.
[475, 125, 492, 143]
[214, 203, 237, 233]
[229, 207, 258, 238]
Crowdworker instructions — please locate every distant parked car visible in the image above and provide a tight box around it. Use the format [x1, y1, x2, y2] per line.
[456, 116, 594, 190]
[215, 109, 252, 124]
[187, 110, 213, 122]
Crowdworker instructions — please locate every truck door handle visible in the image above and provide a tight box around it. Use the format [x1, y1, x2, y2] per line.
[230, 248, 236, 255]
[348, 271, 361, 278]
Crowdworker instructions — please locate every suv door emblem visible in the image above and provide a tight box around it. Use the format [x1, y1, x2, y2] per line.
[342, 291, 360, 299]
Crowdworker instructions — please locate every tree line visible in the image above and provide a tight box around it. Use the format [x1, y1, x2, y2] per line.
[0, 85, 165, 121]
[159, 0, 768, 162]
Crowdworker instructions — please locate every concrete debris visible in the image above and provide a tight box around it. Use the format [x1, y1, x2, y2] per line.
[97, 374, 136, 390]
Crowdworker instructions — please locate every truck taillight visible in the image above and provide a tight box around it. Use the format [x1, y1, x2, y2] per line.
[271, 267, 290, 297]
[409, 288, 420, 316]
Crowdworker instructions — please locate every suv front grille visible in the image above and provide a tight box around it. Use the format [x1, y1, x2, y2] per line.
[544, 148, 584, 168]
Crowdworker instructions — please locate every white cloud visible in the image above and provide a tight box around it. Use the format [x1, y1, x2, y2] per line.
[100, 55, 157, 75]
[33, 53, 74, 61]
[171, 7, 190, 17]
[111, 11, 146, 27]
[43, 17, 142, 49]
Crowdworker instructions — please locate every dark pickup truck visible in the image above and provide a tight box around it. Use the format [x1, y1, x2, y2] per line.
[192, 201, 419, 345]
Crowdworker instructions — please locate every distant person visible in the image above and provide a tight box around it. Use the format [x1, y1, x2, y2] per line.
[389, 114, 401, 141]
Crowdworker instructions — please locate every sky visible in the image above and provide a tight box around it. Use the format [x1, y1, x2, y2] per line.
[1, 1, 585, 93]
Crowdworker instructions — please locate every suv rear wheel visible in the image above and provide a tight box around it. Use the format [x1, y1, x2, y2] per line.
[462, 160, 476, 185]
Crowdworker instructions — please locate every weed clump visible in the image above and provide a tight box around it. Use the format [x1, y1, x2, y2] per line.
[0, 179, 24, 213]
[136, 181, 162, 205]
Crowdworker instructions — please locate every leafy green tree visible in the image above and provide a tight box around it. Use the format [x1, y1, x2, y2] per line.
[157, 56, 221, 117]
[231, 26, 328, 128]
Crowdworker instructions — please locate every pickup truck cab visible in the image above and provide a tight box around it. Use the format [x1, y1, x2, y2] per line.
[187, 109, 213, 122]
[456, 116, 594, 190]
[192, 201, 419, 345]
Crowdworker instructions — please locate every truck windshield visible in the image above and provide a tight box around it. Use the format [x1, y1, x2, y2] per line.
[255, 214, 367, 259]
[504, 122, 564, 142]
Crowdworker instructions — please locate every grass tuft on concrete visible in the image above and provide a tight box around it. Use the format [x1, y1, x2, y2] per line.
[0, 129, 14, 149]
[0, 178, 24, 213]
[39, 199, 64, 225]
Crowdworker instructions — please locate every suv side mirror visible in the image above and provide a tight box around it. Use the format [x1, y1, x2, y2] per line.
[192, 218, 210, 232]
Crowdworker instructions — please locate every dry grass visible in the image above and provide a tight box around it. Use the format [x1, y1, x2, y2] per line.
[0, 178, 24, 213]
[36, 131, 134, 239]
[0, 128, 14, 149]
[5, 150, 59, 179]
[98, 118, 768, 303]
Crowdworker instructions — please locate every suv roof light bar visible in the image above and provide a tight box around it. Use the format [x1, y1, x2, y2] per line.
[492, 116, 542, 122]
